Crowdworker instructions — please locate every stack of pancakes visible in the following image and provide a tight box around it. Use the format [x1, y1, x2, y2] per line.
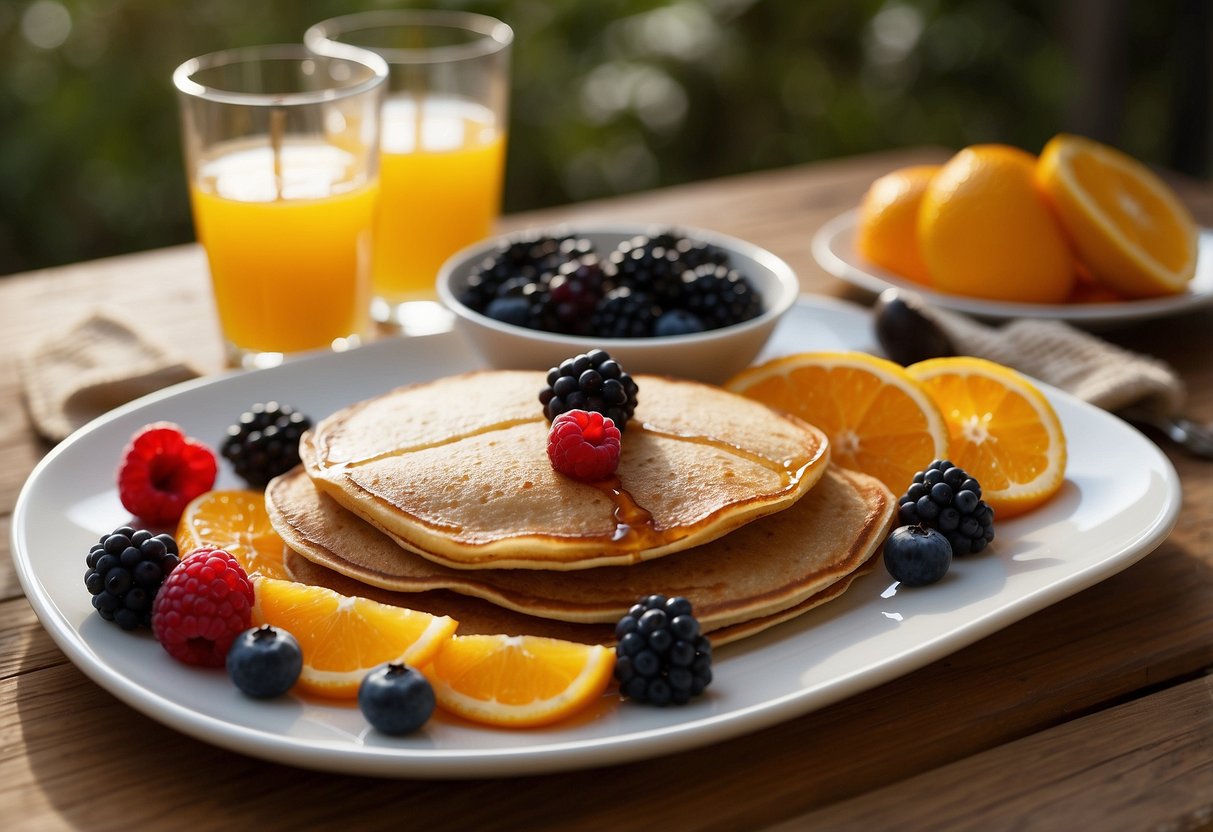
[267, 371, 896, 647]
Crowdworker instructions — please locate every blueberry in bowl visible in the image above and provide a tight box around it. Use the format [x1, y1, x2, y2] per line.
[436, 224, 799, 385]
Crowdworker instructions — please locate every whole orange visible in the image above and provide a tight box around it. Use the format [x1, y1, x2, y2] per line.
[855, 164, 940, 285]
[918, 145, 1075, 303]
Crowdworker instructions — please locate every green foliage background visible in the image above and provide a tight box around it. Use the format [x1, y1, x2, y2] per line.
[0, 0, 1200, 275]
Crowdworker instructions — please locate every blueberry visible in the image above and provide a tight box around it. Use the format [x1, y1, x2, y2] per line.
[883, 524, 953, 587]
[226, 625, 303, 699]
[654, 309, 706, 337]
[484, 296, 533, 326]
[358, 663, 435, 735]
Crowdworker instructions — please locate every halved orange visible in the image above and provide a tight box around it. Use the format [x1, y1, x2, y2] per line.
[906, 357, 1066, 518]
[725, 351, 949, 492]
[1036, 133, 1198, 298]
[177, 490, 291, 580]
[252, 577, 458, 698]
[425, 634, 615, 728]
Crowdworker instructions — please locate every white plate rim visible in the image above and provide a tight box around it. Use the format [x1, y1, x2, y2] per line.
[10, 297, 1183, 778]
[811, 209, 1213, 325]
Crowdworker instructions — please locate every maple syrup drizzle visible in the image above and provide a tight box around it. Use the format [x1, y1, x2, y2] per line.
[590, 434, 821, 550]
[322, 416, 543, 471]
[635, 422, 820, 490]
[590, 476, 659, 546]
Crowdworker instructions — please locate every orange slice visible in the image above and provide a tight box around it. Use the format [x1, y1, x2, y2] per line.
[252, 577, 458, 698]
[725, 351, 949, 492]
[425, 634, 615, 728]
[906, 357, 1066, 518]
[177, 490, 291, 580]
[1036, 133, 1198, 298]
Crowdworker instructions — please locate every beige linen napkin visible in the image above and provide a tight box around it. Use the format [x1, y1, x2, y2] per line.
[916, 303, 1186, 415]
[18, 309, 202, 442]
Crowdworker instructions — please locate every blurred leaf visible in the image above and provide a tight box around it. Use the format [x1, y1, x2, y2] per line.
[0, 0, 1197, 274]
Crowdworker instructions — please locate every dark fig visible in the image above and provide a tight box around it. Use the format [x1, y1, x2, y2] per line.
[872, 288, 954, 366]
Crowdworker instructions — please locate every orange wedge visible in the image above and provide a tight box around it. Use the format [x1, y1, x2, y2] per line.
[252, 577, 458, 699]
[177, 490, 291, 580]
[1036, 133, 1198, 298]
[425, 634, 615, 728]
[906, 357, 1066, 518]
[725, 351, 949, 492]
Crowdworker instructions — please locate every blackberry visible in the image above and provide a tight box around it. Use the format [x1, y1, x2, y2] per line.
[457, 233, 589, 313]
[607, 234, 691, 306]
[539, 349, 639, 430]
[590, 287, 660, 338]
[221, 403, 313, 489]
[613, 595, 712, 706]
[486, 274, 553, 330]
[897, 459, 995, 556]
[85, 525, 180, 630]
[671, 236, 731, 270]
[548, 256, 606, 334]
[678, 263, 763, 329]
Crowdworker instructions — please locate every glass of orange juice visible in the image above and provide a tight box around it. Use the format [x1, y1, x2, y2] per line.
[306, 11, 513, 335]
[173, 44, 388, 369]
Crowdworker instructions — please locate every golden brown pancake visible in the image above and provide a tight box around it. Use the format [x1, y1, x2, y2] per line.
[282, 546, 878, 647]
[301, 370, 830, 570]
[269, 464, 894, 629]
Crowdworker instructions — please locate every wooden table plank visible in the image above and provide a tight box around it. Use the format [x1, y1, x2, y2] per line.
[781, 674, 1213, 832]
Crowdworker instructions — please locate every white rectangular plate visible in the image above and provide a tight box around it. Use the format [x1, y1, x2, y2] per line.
[11, 297, 1181, 778]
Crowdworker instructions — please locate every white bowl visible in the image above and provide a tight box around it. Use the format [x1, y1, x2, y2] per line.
[436, 224, 800, 384]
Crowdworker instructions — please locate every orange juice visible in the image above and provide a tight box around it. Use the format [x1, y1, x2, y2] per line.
[190, 141, 376, 356]
[372, 96, 505, 305]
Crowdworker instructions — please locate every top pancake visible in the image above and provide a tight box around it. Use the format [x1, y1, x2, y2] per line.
[301, 370, 830, 570]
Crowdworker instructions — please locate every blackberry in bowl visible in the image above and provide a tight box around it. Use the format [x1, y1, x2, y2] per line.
[437, 224, 799, 384]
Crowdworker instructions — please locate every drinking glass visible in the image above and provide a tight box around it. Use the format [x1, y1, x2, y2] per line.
[174, 44, 388, 369]
[306, 10, 513, 335]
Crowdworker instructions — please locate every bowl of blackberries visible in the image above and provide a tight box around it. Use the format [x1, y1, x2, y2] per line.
[437, 224, 800, 384]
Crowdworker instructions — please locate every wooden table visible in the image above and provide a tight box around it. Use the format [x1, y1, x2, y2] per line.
[3, 149, 1212, 830]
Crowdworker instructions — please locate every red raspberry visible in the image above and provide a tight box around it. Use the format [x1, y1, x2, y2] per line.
[547, 409, 622, 482]
[151, 547, 254, 667]
[117, 422, 217, 526]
